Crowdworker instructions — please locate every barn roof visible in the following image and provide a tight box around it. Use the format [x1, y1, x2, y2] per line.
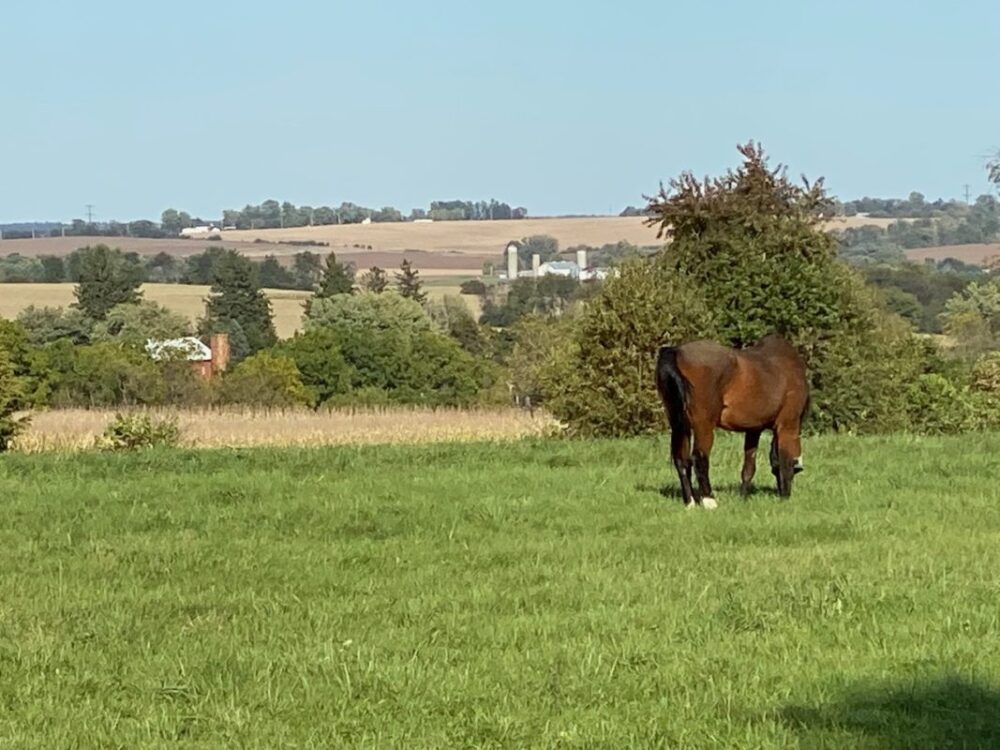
[145, 337, 211, 362]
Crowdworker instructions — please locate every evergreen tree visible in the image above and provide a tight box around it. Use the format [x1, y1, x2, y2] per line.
[200, 250, 276, 355]
[360, 266, 389, 293]
[315, 252, 355, 298]
[73, 244, 144, 320]
[395, 259, 426, 304]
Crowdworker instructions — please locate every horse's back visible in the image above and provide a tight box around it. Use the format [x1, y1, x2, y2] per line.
[672, 335, 807, 431]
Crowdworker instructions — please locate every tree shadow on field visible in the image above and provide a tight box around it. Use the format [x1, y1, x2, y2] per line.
[781, 677, 1000, 749]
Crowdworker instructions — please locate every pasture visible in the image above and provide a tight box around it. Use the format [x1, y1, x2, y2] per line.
[1, 432, 999, 747]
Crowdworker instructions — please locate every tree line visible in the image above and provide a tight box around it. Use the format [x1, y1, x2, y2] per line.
[5, 145, 1000, 450]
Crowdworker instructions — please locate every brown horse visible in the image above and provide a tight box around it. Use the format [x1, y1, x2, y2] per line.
[655, 334, 809, 508]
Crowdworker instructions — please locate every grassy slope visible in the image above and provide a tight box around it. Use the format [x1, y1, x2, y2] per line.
[1, 433, 999, 747]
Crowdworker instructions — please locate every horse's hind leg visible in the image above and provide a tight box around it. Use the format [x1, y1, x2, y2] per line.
[740, 430, 761, 497]
[692, 423, 717, 509]
[773, 422, 803, 498]
[670, 428, 696, 508]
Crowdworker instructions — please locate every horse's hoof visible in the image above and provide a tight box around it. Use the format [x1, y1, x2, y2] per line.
[701, 497, 718, 510]
[684, 502, 697, 511]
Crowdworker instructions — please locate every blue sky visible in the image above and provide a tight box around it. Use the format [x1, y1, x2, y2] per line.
[1, 0, 997, 223]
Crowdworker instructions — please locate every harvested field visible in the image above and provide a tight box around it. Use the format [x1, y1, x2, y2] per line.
[13, 407, 554, 453]
[905, 243, 1000, 267]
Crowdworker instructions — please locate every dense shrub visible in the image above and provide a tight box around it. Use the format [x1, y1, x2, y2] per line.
[903, 374, 978, 434]
[91, 301, 191, 347]
[16, 306, 92, 346]
[459, 279, 487, 296]
[0, 351, 29, 452]
[304, 292, 431, 336]
[530, 143, 948, 437]
[520, 261, 715, 436]
[98, 413, 181, 451]
[218, 351, 313, 408]
[277, 328, 353, 404]
[34, 342, 164, 408]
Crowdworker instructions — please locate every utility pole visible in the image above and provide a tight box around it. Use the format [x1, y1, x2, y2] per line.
[85, 204, 95, 224]
[963, 184, 971, 205]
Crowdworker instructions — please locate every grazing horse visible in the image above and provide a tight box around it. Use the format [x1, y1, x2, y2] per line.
[655, 334, 809, 508]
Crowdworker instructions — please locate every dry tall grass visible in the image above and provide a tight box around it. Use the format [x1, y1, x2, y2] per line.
[13, 407, 556, 453]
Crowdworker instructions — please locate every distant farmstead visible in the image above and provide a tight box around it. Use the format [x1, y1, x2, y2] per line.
[145, 333, 230, 380]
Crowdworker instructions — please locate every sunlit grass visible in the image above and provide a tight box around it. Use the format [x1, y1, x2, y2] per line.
[1, 433, 999, 746]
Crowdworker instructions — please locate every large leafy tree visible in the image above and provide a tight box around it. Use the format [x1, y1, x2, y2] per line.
[200, 250, 276, 355]
[534, 142, 927, 435]
[91, 301, 192, 347]
[72, 244, 144, 320]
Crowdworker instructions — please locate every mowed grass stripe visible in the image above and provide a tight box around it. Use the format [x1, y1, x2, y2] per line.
[1, 434, 999, 747]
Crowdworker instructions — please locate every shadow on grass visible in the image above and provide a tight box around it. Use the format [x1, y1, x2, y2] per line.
[781, 677, 1000, 749]
[634, 482, 780, 501]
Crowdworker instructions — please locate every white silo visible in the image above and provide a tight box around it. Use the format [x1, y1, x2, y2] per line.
[506, 242, 519, 281]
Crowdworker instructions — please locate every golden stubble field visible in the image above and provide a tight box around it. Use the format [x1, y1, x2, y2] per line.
[13, 407, 556, 453]
[0, 283, 310, 338]
[212, 214, 900, 253]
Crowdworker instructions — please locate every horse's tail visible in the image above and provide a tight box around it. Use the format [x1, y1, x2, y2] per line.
[656, 346, 692, 435]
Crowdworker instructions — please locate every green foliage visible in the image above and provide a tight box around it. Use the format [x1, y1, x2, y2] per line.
[305, 291, 433, 337]
[940, 278, 1000, 354]
[256, 255, 298, 289]
[200, 250, 277, 355]
[218, 351, 313, 408]
[51, 343, 164, 408]
[182, 247, 229, 285]
[530, 260, 716, 436]
[91, 301, 191, 347]
[0, 350, 29, 451]
[530, 143, 949, 437]
[903, 374, 977, 434]
[0, 319, 30, 374]
[15, 305, 92, 346]
[862, 263, 976, 333]
[428, 296, 493, 357]
[459, 278, 487, 296]
[97, 412, 181, 451]
[395, 260, 426, 304]
[291, 251, 324, 289]
[160, 208, 193, 236]
[359, 266, 389, 293]
[480, 276, 585, 326]
[314, 252, 355, 298]
[72, 245, 145, 320]
[970, 352, 1000, 429]
[0, 253, 46, 282]
[276, 328, 353, 404]
[299, 291, 490, 406]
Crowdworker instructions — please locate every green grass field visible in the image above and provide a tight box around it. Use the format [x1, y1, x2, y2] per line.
[2, 433, 1000, 747]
